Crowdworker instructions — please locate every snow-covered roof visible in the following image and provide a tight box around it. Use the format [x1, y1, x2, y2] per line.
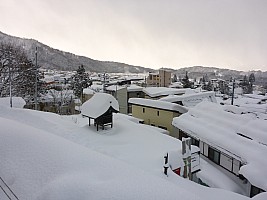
[0, 97, 26, 108]
[143, 87, 187, 97]
[81, 93, 119, 118]
[220, 95, 267, 116]
[105, 85, 125, 91]
[172, 101, 267, 190]
[243, 94, 267, 100]
[127, 84, 143, 92]
[83, 88, 95, 95]
[105, 84, 143, 92]
[160, 91, 217, 107]
[129, 98, 188, 113]
[168, 82, 183, 88]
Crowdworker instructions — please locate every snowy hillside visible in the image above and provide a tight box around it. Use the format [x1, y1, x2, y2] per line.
[0, 99, 253, 200]
[0, 31, 152, 73]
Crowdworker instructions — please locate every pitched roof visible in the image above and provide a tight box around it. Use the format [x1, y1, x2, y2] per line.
[81, 93, 119, 118]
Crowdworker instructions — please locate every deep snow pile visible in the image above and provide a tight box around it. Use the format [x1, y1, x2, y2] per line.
[0, 102, 250, 200]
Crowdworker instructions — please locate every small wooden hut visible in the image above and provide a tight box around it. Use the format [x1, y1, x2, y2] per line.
[81, 93, 119, 131]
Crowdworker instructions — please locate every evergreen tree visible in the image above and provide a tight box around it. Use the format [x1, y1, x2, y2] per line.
[241, 75, 252, 94]
[182, 71, 192, 88]
[71, 65, 91, 101]
[203, 81, 213, 91]
[0, 42, 46, 101]
[249, 73, 255, 84]
[172, 74, 178, 82]
[248, 73, 255, 93]
[218, 80, 229, 94]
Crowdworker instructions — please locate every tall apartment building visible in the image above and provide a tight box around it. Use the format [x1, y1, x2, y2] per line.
[147, 69, 171, 87]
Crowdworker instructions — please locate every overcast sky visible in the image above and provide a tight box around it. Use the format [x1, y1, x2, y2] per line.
[1, 0, 267, 71]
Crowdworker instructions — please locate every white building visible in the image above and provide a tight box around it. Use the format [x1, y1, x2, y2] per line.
[172, 101, 267, 197]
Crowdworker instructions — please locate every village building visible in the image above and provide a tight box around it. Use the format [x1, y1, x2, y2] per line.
[159, 91, 217, 107]
[129, 98, 187, 136]
[172, 101, 267, 197]
[81, 93, 119, 131]
[147, 69, 171, 87]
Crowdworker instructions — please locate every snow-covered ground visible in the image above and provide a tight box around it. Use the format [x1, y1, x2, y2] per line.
[0, 98, 255, 200]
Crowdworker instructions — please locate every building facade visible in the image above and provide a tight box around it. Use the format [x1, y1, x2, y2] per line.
[147, 69, 171, 87]
[129, 98, 187, 136]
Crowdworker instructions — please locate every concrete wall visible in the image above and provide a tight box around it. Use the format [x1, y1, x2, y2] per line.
[117, 87, 128, 114]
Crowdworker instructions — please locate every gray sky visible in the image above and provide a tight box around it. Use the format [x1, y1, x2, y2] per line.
[1, 0, 267, 71]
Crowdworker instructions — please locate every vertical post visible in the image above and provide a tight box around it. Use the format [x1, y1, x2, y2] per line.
[182, 137, 192, 180]
[163, 153, 169, 176]
[35, 47, 38, 110]
[103, 72, 106, 92]
[9, 63, 12, 108]
[231, 79, 235, 105]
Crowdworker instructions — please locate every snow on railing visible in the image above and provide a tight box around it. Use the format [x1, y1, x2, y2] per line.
[0, 177, 19, 200]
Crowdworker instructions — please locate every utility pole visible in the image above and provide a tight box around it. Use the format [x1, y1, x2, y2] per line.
[35, 47, 38, 110]
[103, 72, 106, 92]
[231, 79, 235, 105]
[9, 62, 12, 108]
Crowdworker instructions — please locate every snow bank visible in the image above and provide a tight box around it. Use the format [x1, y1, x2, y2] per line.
[0, 97, 26, 108]
[0, 100, 250, 200]
[0, 117, 194, 200]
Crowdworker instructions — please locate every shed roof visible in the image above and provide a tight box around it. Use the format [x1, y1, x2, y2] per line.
[81, 93, 119, 118]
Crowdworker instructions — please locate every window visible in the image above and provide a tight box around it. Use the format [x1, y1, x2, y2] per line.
[208, 147, 220, 164]
[157, 111, 160, 116]
[143, 108, 145, 113]
[191, 137, 199, 147]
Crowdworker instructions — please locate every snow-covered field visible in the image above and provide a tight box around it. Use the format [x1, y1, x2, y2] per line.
[0, 98, 262, 200]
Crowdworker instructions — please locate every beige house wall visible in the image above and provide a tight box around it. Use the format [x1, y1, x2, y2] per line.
[131, 104, 181, 136]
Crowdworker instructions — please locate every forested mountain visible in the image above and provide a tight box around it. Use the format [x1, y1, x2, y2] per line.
[0, 31, 153, 73]
[1, 31, 266, 86]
